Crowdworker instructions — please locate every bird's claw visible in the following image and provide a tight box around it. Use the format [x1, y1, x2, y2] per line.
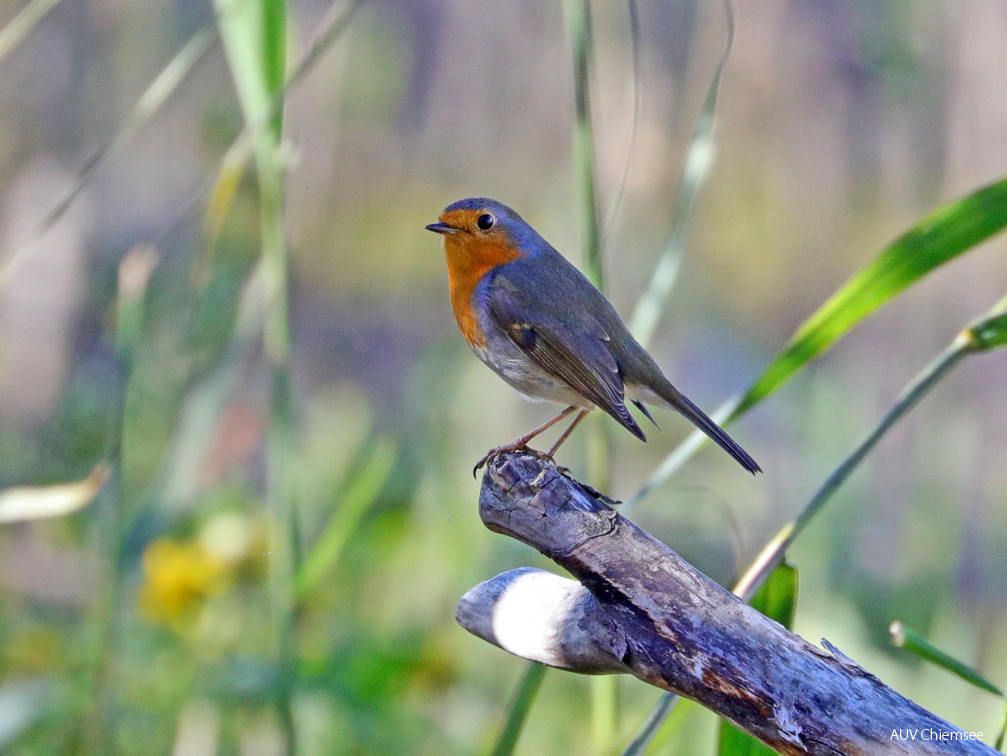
[528, 448, 556, 464]
[473, 447, 510, 478]
[472, 455, 492, 479]
[472, 444, 555, 478]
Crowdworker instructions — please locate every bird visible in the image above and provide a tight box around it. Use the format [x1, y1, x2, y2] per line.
[426, 198, 761, 476]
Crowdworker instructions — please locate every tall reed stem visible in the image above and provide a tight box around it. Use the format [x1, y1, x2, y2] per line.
[564, 1, 618, 751]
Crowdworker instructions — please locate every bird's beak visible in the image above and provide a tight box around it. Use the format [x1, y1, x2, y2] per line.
[425, 222, 459, 235]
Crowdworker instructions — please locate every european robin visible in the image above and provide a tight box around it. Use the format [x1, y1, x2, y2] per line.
[426, 198, 761, 475]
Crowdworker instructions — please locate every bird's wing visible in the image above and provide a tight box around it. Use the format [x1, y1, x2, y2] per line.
[485, 274, 645, 440]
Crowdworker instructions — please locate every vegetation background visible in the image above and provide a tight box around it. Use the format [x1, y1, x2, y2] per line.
[0, 0, 1005, 754]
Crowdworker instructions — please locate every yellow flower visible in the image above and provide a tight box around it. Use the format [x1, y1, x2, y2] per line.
[139, 538, 225, 624]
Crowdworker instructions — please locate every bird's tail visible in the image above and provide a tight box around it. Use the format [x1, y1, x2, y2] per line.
[653, 383, 762, 474]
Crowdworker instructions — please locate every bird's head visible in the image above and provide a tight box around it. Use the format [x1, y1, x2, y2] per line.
[426, 198, 529, 273]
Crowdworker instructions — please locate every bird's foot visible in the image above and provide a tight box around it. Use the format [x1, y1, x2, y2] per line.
[473, 444, 555, 478]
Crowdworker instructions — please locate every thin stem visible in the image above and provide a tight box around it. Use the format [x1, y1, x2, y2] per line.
[260, 151, 296, 647]
[732, 338, 968, 600]
[0, 28, 216, 290]
[623, 395, 740, 511]
[620, 692, 678, 756]
[214, 0, 297, 745]
[603, 0, 641, 243]
[620, 332, 977, 751]
[147, 0, 364, 287]
[620, 0, 738, 516]
[628, 0, 735, 349]
[489, 663, 548, 756]
[565, 1, 618, 748]
[0, 0, 65, 64]
[85, 248, 156, 751]
[206, 0, 364, 234]
[565, 0, 603, 289]
[591, 675, 619, 755]
[85, 469, 121, 752]
[255, 100, 299, 756]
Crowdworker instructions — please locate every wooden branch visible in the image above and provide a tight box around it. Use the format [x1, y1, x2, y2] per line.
[456, 566, 631, 674]
[457, 452, 996, 756]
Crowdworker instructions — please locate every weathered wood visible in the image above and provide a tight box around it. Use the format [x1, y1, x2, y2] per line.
[462, 452, 995, 756]
[456, 567, 630, 674]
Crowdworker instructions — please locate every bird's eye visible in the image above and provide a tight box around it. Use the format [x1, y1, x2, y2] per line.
[476, 213, 495, 231]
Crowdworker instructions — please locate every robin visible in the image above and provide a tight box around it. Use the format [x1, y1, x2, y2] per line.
[426, 198, 761, 475]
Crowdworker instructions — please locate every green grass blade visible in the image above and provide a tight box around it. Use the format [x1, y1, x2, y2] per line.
[733, 294, 1007, 599]
[971, 312, 1007, 349]
[214, 0, 295, 746]
[115, 245, 158, 361]
[732, 340, 966, 600]
[730, 175, 1007, 419]
[890, 622, 1004, 697]
[0, 0, 64, 64]
[632, 298, 1002, 741]
[85, 247, 159, 750]
[630, 176, 1007, 505]
[718, 723, 776, 756]
[748, 561, 798, 628]
[629, 0, 734, 348]
[996, 702, 1007, 751]
[625, 293, 1007, 746]
[490, 662, 548, 756]
[718, 562, 797, 755]
[262, 0, 286, 137]
[294, 440, 396, 600]
[200, 0, 362, 272]
[214, 0, 281, 125]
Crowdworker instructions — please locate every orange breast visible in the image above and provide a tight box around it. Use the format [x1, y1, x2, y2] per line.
[445, 235, 523, 349]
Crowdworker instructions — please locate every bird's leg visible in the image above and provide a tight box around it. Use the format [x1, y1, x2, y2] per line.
[473, 406, 578, 477]
[546, 409, 590, 458]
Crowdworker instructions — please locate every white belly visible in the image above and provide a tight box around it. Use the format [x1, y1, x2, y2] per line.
[473, 343, 592, 409]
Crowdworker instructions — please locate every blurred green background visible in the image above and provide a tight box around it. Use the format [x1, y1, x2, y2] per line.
[0, 0, 1005, 754]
